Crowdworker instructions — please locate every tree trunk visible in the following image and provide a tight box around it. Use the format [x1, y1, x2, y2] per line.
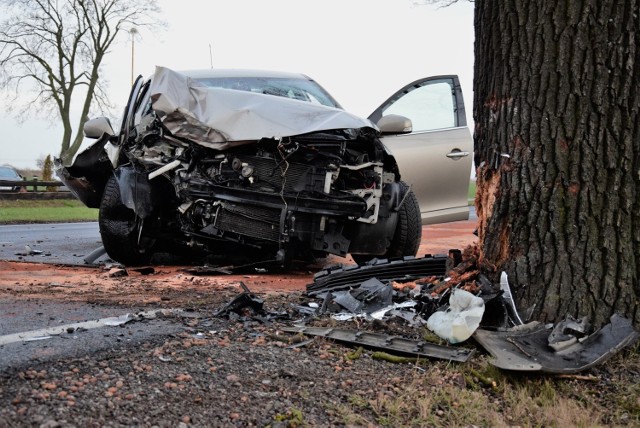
[473, 0, 640, 328]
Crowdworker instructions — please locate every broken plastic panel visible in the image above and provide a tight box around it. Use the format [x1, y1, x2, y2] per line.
[548, 315, 588, 352]
[473, 314, 639, 373]
[214, 282, 264, 317]
[282, 326, 474, 362]
[307, 255, 448, 296]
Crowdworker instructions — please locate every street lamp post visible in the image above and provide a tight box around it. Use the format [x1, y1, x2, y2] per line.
[130, 27, 138, 85]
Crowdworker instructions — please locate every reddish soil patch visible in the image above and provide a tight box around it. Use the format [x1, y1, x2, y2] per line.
[0, 220, 477, 305]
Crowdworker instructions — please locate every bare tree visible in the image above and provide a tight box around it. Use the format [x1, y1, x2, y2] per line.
[0, 0, 160, 164]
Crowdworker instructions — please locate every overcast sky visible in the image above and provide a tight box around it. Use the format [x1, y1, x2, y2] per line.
[1, 0, 474, 169]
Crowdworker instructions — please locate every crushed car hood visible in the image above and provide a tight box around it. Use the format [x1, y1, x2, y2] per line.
[149, 66, 377, 149]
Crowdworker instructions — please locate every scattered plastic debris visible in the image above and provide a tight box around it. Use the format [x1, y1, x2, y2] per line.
[108, 268, 128, 278]
[296, 248, 639, 371]
[214, 282, 264, 317]
[282, 326, 475, 362]
[14, 244, 44, 256]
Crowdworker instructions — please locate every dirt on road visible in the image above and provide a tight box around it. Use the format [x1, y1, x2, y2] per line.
[0, 222, 477, 305]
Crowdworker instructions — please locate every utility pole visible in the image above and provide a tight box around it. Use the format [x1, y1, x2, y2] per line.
[130, 27, 138, 85]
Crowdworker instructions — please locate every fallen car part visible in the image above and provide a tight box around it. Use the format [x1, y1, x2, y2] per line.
[307, 255, 448, 297]
[426, 288, 485, 343]
[282, 326, 474, 362]
[214, 282, 264, 317]
[84, 245, 107, 264]
[181, 258, 278, 275]
[330, 278, 395, 315]
[548, 315, 588, 352]
[500, 271, 523, 325]
[473, 314, 639, 373]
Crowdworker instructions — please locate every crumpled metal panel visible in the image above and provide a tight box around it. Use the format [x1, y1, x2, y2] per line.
[149, 67, 376, 148]
[473, 314, 639, 373]
[53, 136, 113, 208]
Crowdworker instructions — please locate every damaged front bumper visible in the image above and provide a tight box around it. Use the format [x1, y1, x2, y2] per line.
[473, 314, 639, 373]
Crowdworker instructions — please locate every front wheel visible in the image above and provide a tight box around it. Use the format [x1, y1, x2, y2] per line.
[385, 184, 422, 258]
[99, 174, 154, 266]
[351, 183, 422, 265]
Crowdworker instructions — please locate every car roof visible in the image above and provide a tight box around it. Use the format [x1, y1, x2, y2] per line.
[179, 69, 312, 81]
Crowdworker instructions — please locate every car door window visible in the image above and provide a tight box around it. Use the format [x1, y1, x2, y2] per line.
[382, 80, 456, 132]
[369, 75, 472, 224]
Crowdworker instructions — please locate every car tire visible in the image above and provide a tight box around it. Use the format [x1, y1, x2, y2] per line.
[352, 182, 422, 265]
[385, 183, 422, 258]
[99, 174, 153, 266]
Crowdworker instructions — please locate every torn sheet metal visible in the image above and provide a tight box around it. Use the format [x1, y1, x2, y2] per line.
[473, 314, 639, 373]
[282, 326, 474, 362]
[427, 288, 485, 344]
[307, 255, 448, 296]
[53, 135, 113, 208]
[149, 67, 375, 148]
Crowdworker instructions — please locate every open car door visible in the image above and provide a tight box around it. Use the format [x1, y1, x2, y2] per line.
[370, 76, 473, 225]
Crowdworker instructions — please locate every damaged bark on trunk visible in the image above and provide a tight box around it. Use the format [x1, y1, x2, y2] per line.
[473, 0, 640, 327]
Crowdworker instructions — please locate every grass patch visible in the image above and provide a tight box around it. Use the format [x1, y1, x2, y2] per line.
[334, 349, 640, 427]
[468, 180, 476, 205]
[0, 199, 98, 223]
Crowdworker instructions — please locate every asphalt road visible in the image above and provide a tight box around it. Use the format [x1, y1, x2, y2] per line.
[0, 299, 188, 373]
[0, 207, 477, 266]
[0, 222, 104, 265]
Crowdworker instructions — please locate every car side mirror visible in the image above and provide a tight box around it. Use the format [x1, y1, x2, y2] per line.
[84, 117, 115, 139]
[377, 114, 412, 135]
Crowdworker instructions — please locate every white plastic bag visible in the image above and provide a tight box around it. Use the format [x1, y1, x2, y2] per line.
[427, 289, 485, 344]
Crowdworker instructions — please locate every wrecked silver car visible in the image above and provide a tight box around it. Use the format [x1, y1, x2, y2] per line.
[56, 67, 470, 266]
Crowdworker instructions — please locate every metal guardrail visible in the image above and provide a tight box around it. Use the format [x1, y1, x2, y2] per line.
[0, 179, 65, 190]
[0, 179, 72, 200]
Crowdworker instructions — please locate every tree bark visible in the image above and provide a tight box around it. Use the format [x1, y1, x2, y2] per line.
[473, 0, 640, 327]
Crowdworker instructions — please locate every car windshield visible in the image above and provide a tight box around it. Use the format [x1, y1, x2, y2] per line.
[0, 167, 20, 178]
[194, 77, 339, 108]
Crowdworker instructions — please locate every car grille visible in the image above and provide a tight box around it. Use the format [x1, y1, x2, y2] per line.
[216, 202, 281, 242]
[235, 155, 312, 193]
